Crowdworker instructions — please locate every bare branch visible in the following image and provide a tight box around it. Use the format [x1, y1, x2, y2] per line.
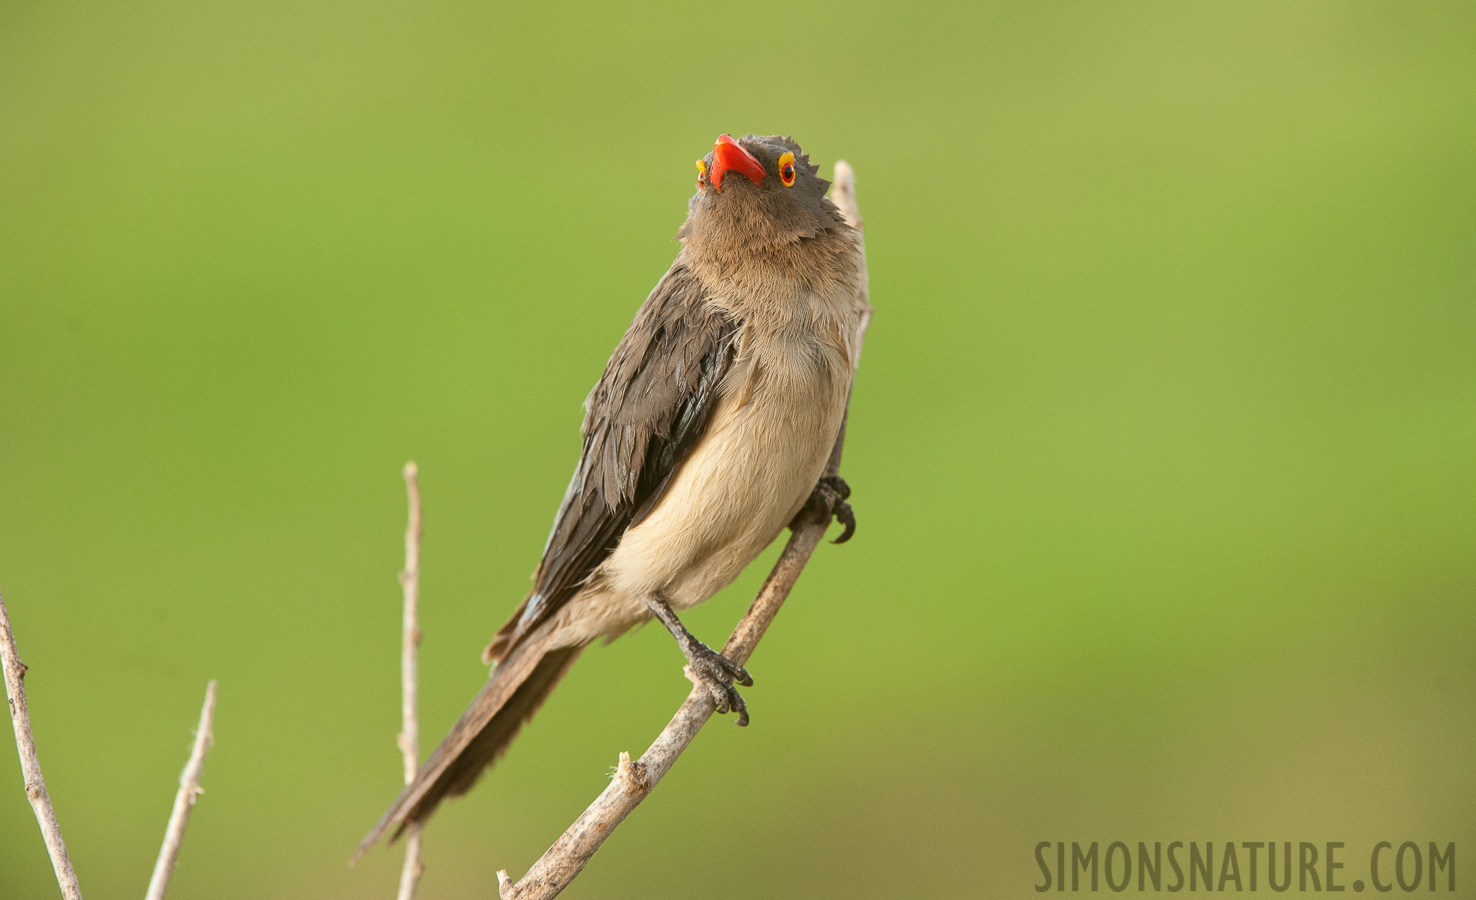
[497, 161, 872, 900]
[0, 590, 84, 900]
[497, 514, 837, 900]
[144, 680, 218, 900]
[830, 159, 872, 352]
[396, 462, 425, 900]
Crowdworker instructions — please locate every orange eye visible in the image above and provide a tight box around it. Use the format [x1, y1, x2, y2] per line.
[695, 159, 707, 192]
[777, 151, 796, 187]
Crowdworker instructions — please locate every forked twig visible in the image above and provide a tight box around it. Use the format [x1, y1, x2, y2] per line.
[496, 160, 872, 900]
[396, 462, 425, 899]
[1, 591, 85, 900]
[4, 591, 219, 900]
[144, 681, 218, 900]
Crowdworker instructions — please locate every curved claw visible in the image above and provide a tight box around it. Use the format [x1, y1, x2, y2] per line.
[815, 475, 857, 543]
[685, 646, 752, 727]
[831, 500, 856, 543]
[789, 474, 859, 541]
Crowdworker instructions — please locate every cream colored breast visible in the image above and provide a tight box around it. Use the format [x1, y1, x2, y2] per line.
[598, 298, 855, 612]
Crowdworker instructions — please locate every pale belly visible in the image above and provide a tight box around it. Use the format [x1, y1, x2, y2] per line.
[549, 334, 851, 645]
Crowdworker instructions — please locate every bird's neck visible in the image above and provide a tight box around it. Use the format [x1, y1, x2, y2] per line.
[683, 226, 863, 329]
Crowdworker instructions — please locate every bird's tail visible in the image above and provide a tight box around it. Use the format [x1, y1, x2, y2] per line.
[356, 629, 584, 859]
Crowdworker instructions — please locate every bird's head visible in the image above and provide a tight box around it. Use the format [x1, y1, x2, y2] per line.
[679, 133, 847, 260]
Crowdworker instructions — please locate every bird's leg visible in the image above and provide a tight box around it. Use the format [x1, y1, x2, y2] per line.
[643, 594, 753, 726]
[791, 474, 856, 543]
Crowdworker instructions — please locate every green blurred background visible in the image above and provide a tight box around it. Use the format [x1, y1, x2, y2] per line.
[3, 2, 1473, 897]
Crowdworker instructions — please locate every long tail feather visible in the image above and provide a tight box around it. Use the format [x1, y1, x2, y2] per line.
[356, 633, 583, 859]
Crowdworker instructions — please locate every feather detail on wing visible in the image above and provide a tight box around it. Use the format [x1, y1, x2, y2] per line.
[483, 260, 738, 664]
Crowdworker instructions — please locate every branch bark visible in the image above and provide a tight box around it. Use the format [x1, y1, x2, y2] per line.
[0, 590, 84, 900]
[144, 680, 218, 900]
[496, 160, 872, 900]
[396, 462, 425, 900]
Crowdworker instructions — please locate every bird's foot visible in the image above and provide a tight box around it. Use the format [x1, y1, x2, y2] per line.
[793, 474, 856, 543]
[682, 641, 753, 727]
[644, 594, 754, 726]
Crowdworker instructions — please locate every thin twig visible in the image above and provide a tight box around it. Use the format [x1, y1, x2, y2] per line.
[396, 462, 425, 900]
[496, 161, 872, 900]
[144, 680, 218, 900]
[0, 590, 84, 900]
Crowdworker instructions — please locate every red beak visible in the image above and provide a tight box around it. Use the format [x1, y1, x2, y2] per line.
[709, 133, 765, 192]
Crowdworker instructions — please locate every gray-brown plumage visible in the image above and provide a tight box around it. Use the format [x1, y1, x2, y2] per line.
[358, 133, 866, 856]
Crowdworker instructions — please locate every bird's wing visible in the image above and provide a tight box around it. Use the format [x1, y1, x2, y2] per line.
[484, 260, 738, 663]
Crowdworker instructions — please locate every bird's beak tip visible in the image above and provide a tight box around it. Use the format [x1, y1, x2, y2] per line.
[710, 133, 765, 192]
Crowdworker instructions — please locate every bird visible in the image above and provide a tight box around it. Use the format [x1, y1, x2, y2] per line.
[359, 133, 866, 853]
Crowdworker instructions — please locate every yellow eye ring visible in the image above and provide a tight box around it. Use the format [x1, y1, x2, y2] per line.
[777, 151, 796, 187]
[695, 159, 707, 192]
